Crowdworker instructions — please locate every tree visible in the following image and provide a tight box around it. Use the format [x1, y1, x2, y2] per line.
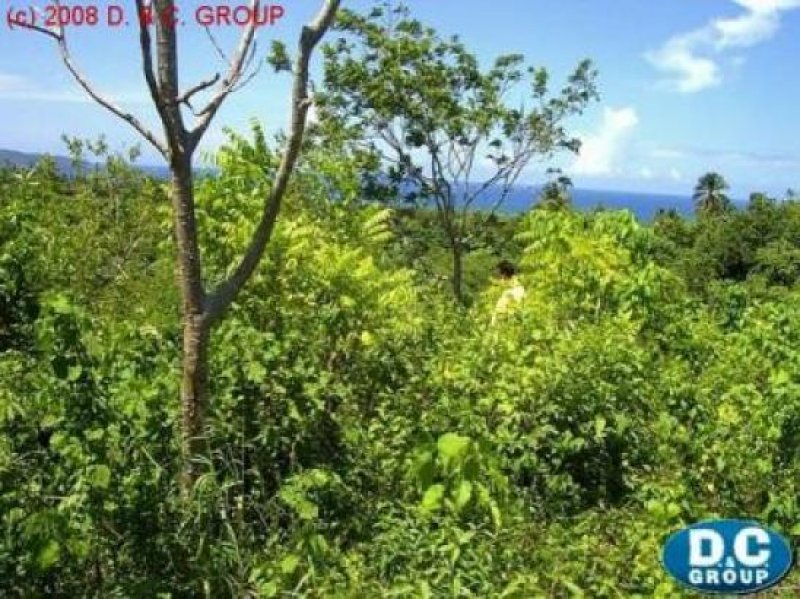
[693, 172, 732, 217]
[17, 0, 341, 487]
[537, 172, 574, 211]
[318, 2, 597, 302]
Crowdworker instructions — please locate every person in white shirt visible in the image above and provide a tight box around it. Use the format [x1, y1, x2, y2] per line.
[492, 260, 525, 325]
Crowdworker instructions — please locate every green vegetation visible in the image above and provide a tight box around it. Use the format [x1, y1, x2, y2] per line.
[4, 138, 800, 597]
[317, 4, 597, 302]
[692, 171, 732, 217]
[3, 5, 800, 598]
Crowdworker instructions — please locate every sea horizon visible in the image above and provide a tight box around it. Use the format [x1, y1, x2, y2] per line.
[2, 148, 732, 221]
[484, 185, 698, 221]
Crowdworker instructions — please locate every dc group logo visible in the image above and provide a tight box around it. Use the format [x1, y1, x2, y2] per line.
[662, 520, 794, 594]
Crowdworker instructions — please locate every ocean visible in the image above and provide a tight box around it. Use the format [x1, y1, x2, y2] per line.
[478, 185, 696, 222]
[1, 149, 702, 221]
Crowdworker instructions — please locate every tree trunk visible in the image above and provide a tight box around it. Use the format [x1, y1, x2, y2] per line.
[451, 241, 464, 304]
[169, 158, 209, 491]
[180, 312, 209, 488]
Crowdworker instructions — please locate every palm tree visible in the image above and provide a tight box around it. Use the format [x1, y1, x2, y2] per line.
[537, 175, 573, 211]
[693, 172, 731, 217]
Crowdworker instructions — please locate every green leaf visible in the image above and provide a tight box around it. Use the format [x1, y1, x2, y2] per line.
[266, 40, 291, 73]
[67, 365, 83, 382]
[280, 554, 300, 575]
[360, 330, 375, 346]
[260, 581, 279, 598]
[437, 433, 470, 461]
[562, 580, 585, 597]
[36, 540, 60, 570]
[490, 501, 503, 529]
[593, 416, 606, 440]
[278, 479, 320, 521]
[85, 428, 104, 441]
[290, 497, 318, 521]
[453, 480, 473, 512]
[245, 361, 267, 382]
[47, 294, 73, 314]
[420, 484, 445, 512]
[89, 464, 111, 489]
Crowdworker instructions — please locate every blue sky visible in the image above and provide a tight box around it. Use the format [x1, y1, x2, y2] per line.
[1, 0, 798, 197]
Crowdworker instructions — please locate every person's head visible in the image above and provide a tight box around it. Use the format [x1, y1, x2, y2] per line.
[496, 259, 517, 280]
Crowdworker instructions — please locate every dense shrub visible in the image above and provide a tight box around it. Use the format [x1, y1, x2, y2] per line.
[3, 150, 800, 596]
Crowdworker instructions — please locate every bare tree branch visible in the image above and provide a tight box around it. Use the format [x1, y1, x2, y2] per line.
[189, 0, 261, 151]
[229, 43, 264, 94]
[204, 25, 231, 65]
[134, 0, 172, 139]
[205, 0, 342, 322]
[16, 0, 168, 157]
[178, 73, 221, 107]
[14, 8, 60, 40]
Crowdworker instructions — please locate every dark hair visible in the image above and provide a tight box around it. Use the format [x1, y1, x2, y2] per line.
[496, 259, 517, 279]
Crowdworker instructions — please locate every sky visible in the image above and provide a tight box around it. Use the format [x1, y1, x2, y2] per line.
[1, 0, 798, 197]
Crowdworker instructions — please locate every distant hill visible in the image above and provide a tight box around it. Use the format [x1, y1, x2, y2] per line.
[0, 149, 79, 175]
[0, 148, 171, 179]
[1, 148, 696, 220]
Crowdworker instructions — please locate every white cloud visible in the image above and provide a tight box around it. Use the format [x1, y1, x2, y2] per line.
[647, 0, 800, 93]
[669, 167, 684, 181]
[646, 30, 721, 93]
[571, 106, 639, 176]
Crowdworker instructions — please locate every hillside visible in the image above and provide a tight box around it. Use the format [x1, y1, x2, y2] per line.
[2, 1, 799, 596]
